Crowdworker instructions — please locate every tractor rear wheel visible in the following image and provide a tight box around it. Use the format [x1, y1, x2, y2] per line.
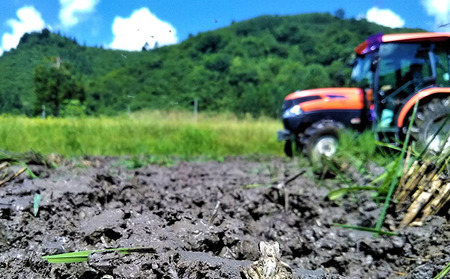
[411, 97, 450, 153]
[301, 120, 343, 160]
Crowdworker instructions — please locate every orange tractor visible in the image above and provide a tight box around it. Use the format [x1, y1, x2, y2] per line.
[278, 32, 450, 158]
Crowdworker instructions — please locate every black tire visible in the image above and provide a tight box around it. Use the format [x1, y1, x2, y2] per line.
[411, 97, 450, 153]
[301, 120, 343, 160]
[284, 140, 304, 157]
[284, 140, 293, 157]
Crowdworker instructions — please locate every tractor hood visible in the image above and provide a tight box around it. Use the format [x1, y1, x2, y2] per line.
[284, 88, 365, 112]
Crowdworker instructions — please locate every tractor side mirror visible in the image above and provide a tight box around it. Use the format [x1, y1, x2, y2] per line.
[370, 56, 379, 72]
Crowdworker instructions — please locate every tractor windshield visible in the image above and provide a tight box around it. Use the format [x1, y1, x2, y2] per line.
[377, 43, 433, 96]
[377, 43, 449, 108]
[377, 42, 450, 96]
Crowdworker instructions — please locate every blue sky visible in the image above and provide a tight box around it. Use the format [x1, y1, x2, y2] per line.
[0, 0, 449, 56]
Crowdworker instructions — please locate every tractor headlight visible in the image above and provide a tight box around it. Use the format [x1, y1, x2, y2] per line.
[283, 105, 303, 118]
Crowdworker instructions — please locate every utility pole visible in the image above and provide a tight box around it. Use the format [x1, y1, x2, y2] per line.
[194, 98, 198, 120]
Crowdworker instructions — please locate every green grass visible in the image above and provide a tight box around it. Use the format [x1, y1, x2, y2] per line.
[0, 110, 284, 158]
[328, 102, 449, 236]
[337, 129, 395, 167]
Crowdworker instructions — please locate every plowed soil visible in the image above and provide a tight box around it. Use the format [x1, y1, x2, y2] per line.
[0, 156, 448, 278]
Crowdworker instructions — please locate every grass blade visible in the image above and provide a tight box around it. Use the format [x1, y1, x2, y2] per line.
[375, 141, 403, 152]
[434, 262, 450, 279]
[327, 186, 379, 200]
[334, 223, 398, 236]
[243, 184, 268, 189]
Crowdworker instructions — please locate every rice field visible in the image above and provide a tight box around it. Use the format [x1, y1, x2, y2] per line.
[0, 110, 284, 158]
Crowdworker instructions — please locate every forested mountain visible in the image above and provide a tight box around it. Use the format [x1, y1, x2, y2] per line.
[0, 12, 422, 117]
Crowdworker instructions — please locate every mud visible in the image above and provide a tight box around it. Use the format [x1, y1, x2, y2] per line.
[0, 156, 448, 278]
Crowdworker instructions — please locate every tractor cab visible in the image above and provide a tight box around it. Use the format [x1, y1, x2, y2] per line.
[352, 33, 450, 144]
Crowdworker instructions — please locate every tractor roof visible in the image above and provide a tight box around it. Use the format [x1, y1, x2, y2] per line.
[355, 32, 450, 55]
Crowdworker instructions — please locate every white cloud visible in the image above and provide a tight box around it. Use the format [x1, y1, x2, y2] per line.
[59, 0, 100, 28]
[366, 7, 405, 28]
[1, 6, 46, 53]
[109, 7, 178, 51]
[421, 0, 450, 29]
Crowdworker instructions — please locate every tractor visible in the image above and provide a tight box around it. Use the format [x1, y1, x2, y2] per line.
[278, 32, 450, 158]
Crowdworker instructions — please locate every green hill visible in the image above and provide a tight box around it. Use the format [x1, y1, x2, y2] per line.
[0, 12, 422, 117]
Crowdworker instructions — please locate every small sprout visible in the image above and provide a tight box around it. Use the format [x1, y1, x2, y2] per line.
[43, 250, 92, 263]
[42, 247, 156, 263]
[26, 167, 38, 179]
[33, 193, 41, 217]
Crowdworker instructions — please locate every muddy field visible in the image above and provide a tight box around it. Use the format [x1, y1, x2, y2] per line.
[0, 156, 448, 278]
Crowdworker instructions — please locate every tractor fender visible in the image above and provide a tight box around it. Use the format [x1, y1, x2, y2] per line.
[397, 88, 450, 127]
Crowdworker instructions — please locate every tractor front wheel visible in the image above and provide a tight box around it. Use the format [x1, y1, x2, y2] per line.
[284, 140, 293, 157]
[301, 120, 343, 160]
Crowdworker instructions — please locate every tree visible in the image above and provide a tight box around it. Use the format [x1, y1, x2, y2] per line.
[204, 53, 231, 72]
[334, 9, 345, 19]
[302, 64, 332, 89]
[33, 57, 85, 117]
